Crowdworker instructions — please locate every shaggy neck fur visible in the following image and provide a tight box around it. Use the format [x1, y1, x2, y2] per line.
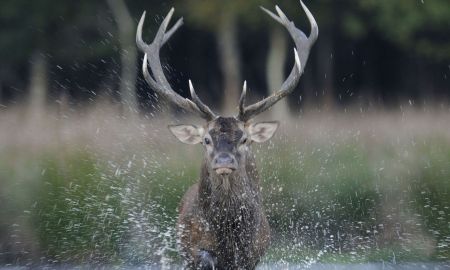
[198, 151, 263, 268]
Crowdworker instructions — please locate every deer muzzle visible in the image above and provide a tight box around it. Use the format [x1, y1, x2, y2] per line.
[212, 153, 237, 175]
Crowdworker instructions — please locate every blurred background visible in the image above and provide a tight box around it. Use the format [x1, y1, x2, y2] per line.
[0, 0, 449, 267]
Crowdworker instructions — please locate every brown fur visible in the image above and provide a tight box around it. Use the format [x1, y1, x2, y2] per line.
[177, 118, 270, 270]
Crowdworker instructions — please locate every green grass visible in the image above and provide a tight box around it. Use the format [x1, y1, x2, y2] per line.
[1, 111, 450, 264]
[263, 244, 432, 264]
[2, 140, 448, 264]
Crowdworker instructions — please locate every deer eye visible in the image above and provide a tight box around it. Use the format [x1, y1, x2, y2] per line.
[242, 138, 248, 144]
[204, 138, 211, 145]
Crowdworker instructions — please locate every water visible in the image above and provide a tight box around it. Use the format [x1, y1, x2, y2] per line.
[1, 263, 450, 270]
[2, 112, 450, 266]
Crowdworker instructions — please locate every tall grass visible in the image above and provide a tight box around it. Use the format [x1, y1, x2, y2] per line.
[1, 105, 450, 265]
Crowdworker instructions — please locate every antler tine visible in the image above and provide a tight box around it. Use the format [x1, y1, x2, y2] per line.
[142, 53, 157, 88]
[275, 5, 290, 23]
[260, 6, 283, 24]
[238, 81, 247, 119]
[238, 0, 318, 121]
[136, 11, 149, 51]
[301, 0, 319, 42]
[137, 8, 216, 120]
[189, 80, 217, 119]
[154, 7, 174, 45]
[163, 17, 184, 45]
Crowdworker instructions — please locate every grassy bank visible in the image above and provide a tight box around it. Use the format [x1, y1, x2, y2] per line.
[1, 107, 450, 265]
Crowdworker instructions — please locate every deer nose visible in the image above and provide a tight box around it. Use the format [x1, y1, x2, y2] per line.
[212, 153, 237, 174]
[214, 153, 235, 166]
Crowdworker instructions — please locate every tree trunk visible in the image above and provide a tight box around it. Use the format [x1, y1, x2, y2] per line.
[417, 59, 435, 108]
[28, 52, 48, 118]
[300, 64, 316, 112]
[317, 32, 334, 111]
[0, 73, 3, 106]
[217, 13, 242, 115]
[358, 51, 378, 110]
[107, 0, 138, 116]
[266, 27, 289, 119]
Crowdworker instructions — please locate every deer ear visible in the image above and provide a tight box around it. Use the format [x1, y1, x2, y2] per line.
[247, 121, 279, 143]
[168, 125, 204, 145]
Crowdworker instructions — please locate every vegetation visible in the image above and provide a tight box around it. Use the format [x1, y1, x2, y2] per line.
[1, 108, 449, 265]
[0, 0, 449, 112]
[1, 0, 449, 267]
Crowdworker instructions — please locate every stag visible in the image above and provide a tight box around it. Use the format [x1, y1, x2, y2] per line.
[137, 1, 318, 269]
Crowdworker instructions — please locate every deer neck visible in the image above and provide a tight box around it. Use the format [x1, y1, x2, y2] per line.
[198, 152, 262, 216]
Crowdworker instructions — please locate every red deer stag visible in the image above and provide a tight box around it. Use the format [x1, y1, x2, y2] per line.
[136, 1, 318, 269]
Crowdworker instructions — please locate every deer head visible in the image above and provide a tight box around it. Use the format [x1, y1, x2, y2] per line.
[168, 117, 279, 176]
[136, 1, 318, 177]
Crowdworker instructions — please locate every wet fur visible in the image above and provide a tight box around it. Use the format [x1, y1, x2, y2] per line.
[177, 118, 270, 269]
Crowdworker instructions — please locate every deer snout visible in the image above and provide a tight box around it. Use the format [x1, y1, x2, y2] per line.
[212, 153, 237, 175]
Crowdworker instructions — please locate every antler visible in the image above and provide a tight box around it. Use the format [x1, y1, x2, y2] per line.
[237, 1, 318, 121]
[137, 8, 217, 120]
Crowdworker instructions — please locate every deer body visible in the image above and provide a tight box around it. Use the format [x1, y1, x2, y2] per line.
[136, 1, 318, 268]
[177, 118, 270, 269]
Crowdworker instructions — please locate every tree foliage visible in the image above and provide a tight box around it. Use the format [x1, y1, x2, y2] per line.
[342, 0, 450, 60]
[0, 0, 112, 64]
[0, 0, 449, 108]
